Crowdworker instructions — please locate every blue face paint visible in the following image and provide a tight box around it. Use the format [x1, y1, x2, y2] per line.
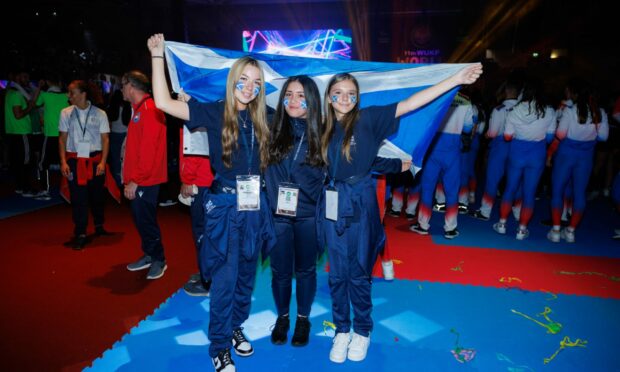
[350, 95, 357, 104]
[283, 98, 290, 107]
[300, 99, 307, 110]
[236, 81, 260, 97]
[331, 95, 339, 103]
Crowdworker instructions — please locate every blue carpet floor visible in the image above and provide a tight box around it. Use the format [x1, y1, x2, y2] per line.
[87, 262, 620, 371]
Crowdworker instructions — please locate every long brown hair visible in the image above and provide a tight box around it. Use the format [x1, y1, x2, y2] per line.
[221, 56, 270, 170]
[320, 73, 360, 164]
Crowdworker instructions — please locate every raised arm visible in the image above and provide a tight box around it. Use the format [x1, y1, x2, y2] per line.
[395, 63, 483, 118]
[148, 33, 190, 121]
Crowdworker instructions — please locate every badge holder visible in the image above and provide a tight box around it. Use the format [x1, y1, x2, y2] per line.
[276, 182, 300, 217]
[236, 175, 260, 211]
[77, 141, 91, 158]
[325, 187, 338, 221]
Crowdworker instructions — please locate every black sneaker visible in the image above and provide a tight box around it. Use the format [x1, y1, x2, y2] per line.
[387, 209, 401, 217]
[458, 203, 468, 214]
[444, 228, 459, 239]
[409, 223, 429, 235]
[212, 348, 235, 372]
[405, 213, 416, 221]
[232, 328, 253, 356]
[469, 210, 490, 221]
[433, 203, 446, 212]
[270, 315, 289, 345]
[71, 235, 88, 250]
[95, 227, 114, 236]
[291, 316, 311, 347]
[183, 279, 211, 296]
[64, 235, 88, 250]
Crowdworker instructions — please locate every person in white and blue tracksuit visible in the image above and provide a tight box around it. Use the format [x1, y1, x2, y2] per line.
[547, 85, 608, 243]
[149, 34, 276, 372]
[264, 76, 325, 347]
[410, 92, 476, 239]
[492, 78, 556, 240]
[471, 79, 521, 221]
[317, 65, 482, 364]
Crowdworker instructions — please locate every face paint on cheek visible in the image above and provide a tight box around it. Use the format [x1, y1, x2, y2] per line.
[235, 81, 245, 91]
[300, 100, 307, 110]
[350, 95, 357, 104]
[331, 95, 339, 103]
[253, 86, 260, 96]
[283, 98, 290, 107]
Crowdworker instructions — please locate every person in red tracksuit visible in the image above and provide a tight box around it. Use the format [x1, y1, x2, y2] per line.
[122, 70, 169, 280]
[178, 124, 215, 295]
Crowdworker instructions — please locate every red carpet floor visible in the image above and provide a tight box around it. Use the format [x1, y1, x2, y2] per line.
[0, 201, 198, 371]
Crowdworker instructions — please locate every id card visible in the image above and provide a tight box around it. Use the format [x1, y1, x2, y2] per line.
[236, 175, 260, 211]
[77, 141, 91, 158]
[276, 183, 300, 217]
[325, 189, 338, 221]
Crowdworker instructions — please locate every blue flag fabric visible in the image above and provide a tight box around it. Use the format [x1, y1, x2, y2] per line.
[164, 40, 470, 172]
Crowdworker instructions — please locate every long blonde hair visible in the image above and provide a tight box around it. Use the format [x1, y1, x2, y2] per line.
[320, 73, 360, 164]
[222, 56, 270, 170]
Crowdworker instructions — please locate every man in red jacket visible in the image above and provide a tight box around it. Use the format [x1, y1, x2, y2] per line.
[121, 71, 168, 280]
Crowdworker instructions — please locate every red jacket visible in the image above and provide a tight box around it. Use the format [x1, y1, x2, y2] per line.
[179, 128, 214, 187]
[123, 95, 167, 186]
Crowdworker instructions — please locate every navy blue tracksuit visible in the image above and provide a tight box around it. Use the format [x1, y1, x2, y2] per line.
[265, 118, 324, 317]
[316, 103, 400, 337]
[187, 100, 276, 358]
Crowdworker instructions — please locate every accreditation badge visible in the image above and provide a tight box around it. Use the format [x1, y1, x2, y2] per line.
[325, 188, 338, 221]
[77, 141, 91, 158]
[276, 182, 300, 217]
[236, 174, 260, 211]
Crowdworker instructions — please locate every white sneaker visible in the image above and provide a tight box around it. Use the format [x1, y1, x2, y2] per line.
[329, 332, 351, 363]
[493, 222, 506, 234]
[547, 229, 561, 243]
[561, 228, 575, 243]
[516, 228, 529, 240]
[381, 260, 394, 281]
[347, 332, 370, 362]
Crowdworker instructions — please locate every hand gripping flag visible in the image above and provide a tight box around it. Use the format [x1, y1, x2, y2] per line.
[164, 40, 471, 173]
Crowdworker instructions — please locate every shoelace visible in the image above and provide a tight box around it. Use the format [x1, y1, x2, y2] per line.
[220, 350, 233, 366]
[233, 329, 248, 344]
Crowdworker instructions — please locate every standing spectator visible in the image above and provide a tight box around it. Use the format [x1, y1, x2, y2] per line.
[471, 78, 522, 221]
[33, 75, 69, 200]
[4, 70, 36, 195]
[547, 84, 608, 243]
[492, 78, 556, 240]
[105, 83, 131, 188]
[58, 80, 111, 250]
[410, 92, 476, 239]
[122, 71, 169, 280]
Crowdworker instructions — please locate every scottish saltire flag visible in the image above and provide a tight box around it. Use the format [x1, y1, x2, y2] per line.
[165, 40, 471, 172]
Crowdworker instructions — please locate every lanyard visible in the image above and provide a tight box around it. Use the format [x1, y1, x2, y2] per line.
[238, 119, 255, 174]
[328, 128, 343, 188]
[286, 130, 305, 182]
[73, 105, 92, 140]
